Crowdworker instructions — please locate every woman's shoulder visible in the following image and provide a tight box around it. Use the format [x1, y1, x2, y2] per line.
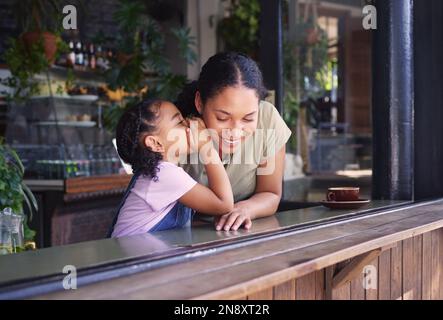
[258, 100, 283, 129]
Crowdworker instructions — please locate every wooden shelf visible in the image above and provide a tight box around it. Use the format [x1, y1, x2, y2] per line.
[65, 173, 132, 195]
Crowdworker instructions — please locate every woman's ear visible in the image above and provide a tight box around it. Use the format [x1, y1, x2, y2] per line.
[143, 135, 165, 153]
[194, 91, 203, 116]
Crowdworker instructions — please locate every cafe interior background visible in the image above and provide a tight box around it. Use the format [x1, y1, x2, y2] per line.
[0, 0, 372, 252]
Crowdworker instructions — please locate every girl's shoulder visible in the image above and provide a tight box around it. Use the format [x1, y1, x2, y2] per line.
[157, 161, 192, 179]
[135, 161, 197, 203]
[136, 161, 193, 186]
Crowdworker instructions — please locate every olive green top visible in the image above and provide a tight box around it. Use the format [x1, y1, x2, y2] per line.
[182, 101, 292, 202]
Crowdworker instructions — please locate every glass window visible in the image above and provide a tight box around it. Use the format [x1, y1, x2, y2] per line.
[282, 0, 372, 203]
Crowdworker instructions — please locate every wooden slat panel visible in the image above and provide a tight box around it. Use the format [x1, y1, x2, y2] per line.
[273, 280, 296, 300]
[315, 270, 325, 300]
[350, 269, 365, 300]
[247, 288, 273, 300]
[440, 229, 443, 299]
[331, 260, 351, 300]
[391, 241, 403, 300]
[430, 229, 440, 299]
[365, 258, 378, 300]
[431, 229, 443, 300]
[421, 232, 432, 300]
[295, 272, 316, 300]
[332, 282, 351, 300]
[378, 249, 391, 300]
[402, 238, 414, 300]
[413, 236, 423, 300]
[325, 266, 334, 300]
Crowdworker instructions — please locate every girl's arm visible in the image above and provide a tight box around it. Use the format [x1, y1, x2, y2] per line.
[215, 145, 285, 231]
[179, 146, 234, 214]
[179, 119, 234, 215]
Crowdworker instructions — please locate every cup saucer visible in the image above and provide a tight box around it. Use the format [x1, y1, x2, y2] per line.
[320, 199, 371, 210]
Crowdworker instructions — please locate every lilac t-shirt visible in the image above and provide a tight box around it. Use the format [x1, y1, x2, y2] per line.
[111, 161, 197, 238]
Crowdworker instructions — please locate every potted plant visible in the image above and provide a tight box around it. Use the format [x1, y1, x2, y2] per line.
[0, 0, 69, 101]
[13, 0, 63, 63]
[0, 139, 37, 247]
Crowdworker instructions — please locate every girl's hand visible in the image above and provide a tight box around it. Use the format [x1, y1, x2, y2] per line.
[214, 202, 253, 231]
[186, 116, 210, 153]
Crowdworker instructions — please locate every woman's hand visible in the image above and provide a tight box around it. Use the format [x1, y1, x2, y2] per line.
[214, 202, 253, 231]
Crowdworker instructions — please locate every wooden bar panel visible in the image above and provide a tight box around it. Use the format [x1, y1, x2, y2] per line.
[413, 235, 423, 300]
[247, 288, 273, 300]
[390, 241, 403, 300]
[402, 237, 414, 300]
[431, 229, 443, 299]
[440, 229, 443, 299]
[422, 232, 432, 300]
[350, 270, 365, 300]
[314, 270, 325, 300]
[295, 272, 316, 300]
[330, 261, 351, 301]
[241, 230, 441, 301]
[333, 283, 351, 300]
[365, 257, 378, 300]
[33, 202, 443, 300]
[273, 280, 296, 300]
[378, 249, 392, 300]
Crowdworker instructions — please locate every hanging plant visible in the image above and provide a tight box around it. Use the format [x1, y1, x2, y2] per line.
[102, 0, 197, 133]
[294, 0, 329, 99]
[217, 0, 261, 59]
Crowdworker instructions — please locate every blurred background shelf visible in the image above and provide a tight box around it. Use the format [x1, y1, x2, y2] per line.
[33, 121, 97, 127]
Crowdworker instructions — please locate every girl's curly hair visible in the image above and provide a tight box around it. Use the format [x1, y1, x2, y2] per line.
[116, 99, 164, 180]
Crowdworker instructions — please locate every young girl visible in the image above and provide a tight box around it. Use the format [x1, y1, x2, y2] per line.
[109, 99, 234, 238]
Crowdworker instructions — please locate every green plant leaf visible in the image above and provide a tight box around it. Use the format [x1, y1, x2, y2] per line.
[8, 147, 25, 176]
[22, 182, 38, 222]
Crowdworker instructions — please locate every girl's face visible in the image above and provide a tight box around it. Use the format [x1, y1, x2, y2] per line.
[143, 101, 189, 162]
[195, 86, 260, 154]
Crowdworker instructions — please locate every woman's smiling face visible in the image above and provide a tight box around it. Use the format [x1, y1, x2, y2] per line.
[196, 86, 260, 154]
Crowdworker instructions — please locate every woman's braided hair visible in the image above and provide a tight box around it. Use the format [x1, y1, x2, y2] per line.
[116, 99, 163, 181]
[175, 52, 268, 117]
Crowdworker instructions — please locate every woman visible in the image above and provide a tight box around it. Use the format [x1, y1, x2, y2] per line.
[176, 52, 292, 232]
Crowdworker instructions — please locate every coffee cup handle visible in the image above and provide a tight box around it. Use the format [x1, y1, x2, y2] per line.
[327, 192, 336, 202]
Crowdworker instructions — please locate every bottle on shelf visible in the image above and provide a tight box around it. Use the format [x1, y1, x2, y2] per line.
[89, 43, 96, 70]
[75, 41, 84, 66]
[68, 41, 75, 67]
[96, 45, 110, 70]
[107, 48, 113, 61]
[83, 43, 89, 69]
